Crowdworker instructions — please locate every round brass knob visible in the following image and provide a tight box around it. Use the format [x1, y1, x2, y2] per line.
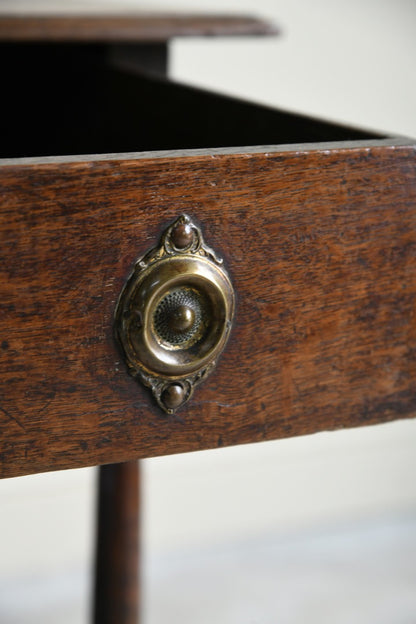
[115, 215, 234, 413]
[169, 305, 195, 333]
[153, 287, 206, 347]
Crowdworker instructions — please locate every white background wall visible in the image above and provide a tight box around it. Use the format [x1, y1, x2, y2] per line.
[1, 1, 415, 623]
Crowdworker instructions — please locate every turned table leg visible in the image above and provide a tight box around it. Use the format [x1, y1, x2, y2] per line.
[93, 461, 140, 624]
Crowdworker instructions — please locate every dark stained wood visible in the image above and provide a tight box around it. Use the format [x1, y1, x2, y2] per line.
[109, 43, 168, 76]
[0, 140, 415, 478]
[94, 461, 140, 624]
[0, 13, 277, 42]
[0, 61, 379, 160]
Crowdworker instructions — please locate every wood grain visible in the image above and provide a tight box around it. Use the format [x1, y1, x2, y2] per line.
[0, 14, 277, 42]
[0, 141, 415, 478]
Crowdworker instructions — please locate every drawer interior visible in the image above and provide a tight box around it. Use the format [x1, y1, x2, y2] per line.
[1, 43, 383, 159]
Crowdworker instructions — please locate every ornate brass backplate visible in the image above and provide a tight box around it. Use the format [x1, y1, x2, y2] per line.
[114, 215, 235, 413]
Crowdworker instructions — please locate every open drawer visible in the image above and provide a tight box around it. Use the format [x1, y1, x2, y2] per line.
[1, 18, 415, 479]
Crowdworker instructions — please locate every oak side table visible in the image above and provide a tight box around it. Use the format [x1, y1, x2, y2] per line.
[0, 6, 415, 623]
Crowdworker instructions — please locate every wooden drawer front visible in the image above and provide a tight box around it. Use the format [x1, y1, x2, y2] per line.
[0, 141, 415, 478]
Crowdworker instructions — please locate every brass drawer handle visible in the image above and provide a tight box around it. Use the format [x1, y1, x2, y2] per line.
[115, 215, 235, 413]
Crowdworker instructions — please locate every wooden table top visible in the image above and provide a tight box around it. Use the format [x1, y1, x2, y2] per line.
[0, 3, 277, 42]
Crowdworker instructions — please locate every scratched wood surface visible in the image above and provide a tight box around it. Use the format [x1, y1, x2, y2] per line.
[0, 141, 415, 479]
